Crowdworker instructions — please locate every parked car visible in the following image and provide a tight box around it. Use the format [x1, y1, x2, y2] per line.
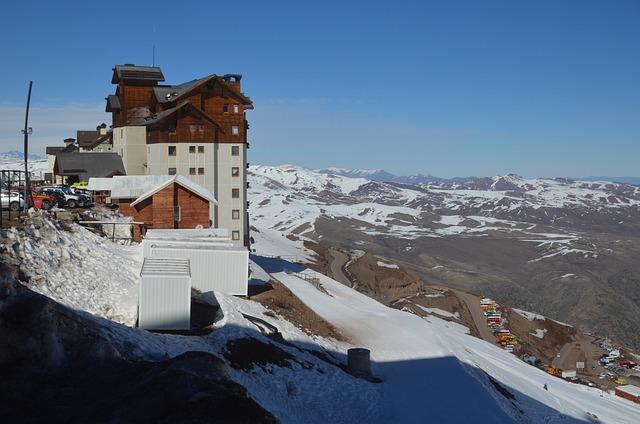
[31, 192, 55, 210]
[42, 190, 66, 207]
[38, 186, 89, 208]
[0, 191, 24, 211]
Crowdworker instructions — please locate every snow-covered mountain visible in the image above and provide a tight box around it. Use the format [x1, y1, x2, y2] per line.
[0, 150, 44, 161]
[3, 211, 640, 423]
[0, 152, 48, 179]
[248, 165, 640, 351]
[317, 166, 475, 184]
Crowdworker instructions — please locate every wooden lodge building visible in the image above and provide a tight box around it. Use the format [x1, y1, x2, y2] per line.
[106, 64, 253, 246]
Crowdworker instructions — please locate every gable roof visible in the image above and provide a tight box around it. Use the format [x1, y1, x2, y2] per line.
[54, 153, 126, 181]
[112, 65, 165, 84]
[130, 174, 217, 207]
[76, 130, 100, 148]
[131, 101, 224, 131]
[105, 94, 121, 112]
[153, 74, 253, 108]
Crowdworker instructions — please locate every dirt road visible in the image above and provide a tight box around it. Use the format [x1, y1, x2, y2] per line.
[327, 248, 352, 286]
[451, 289, 495, 344]
[552, 334, 599, 374]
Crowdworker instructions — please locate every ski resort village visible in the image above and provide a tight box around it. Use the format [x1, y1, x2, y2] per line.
[2, 64, 640, 424]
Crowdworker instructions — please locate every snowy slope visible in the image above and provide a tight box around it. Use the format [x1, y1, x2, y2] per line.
[269, 266, 640, 423]
[3, 212, 640, 423]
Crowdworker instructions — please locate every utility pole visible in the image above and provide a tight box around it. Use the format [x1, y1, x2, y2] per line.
[22, 81, 33, 213]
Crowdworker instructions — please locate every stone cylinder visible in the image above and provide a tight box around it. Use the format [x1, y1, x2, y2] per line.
[347, 348, 371, 377]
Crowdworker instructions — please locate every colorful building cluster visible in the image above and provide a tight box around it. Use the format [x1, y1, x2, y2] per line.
[480, 297, 518, 353]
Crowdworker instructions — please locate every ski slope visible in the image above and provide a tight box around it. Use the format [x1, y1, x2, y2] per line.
[270, 267, 640, 423]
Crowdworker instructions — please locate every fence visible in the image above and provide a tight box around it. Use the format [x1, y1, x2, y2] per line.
[290, 271, 324, 291]
[77, 220, 144, 242]
[0, 170, 31, 228]
[257, 254, 306, 264]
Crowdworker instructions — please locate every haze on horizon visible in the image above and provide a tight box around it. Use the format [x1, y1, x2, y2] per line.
[0, 0, 638, 178]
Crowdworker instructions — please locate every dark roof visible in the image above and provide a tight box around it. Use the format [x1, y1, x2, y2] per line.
[105, 94, 121, 112]
[112, 65, 165, 84]
[46, 143, 77, 155]
[76, 130, 101, 148]
[54, 152, 126, 181]
[46, 146, 65, 155]
[130, 101, 224, 131]
[153, 74, 253, 108]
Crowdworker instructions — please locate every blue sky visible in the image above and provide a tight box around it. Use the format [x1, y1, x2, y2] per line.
[0, 0, 638, 177]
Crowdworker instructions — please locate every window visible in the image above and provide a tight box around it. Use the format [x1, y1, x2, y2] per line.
[232, 188, 240, 198]
[232, 231, 240, 241]
[231, 126, 239, 136]
[232, 209, 240, 220]
[231, 146, 239, 156]
[198, 146, 205, 153]
[231, 167, 240, 177]
[198, 125, 205, 134]
[233, 104, 239, 113]
[198, 167, 205, 175]
[174, 206, 181, 222]
[189, 146, 196, 153]
[223, 104, 229, 113]
[168, 167, 177, 175]
[189, 168, 196, 175]
[168, 146, 176, 156]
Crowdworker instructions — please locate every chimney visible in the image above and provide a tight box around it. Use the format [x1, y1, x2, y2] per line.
[63, 138, 76, 146]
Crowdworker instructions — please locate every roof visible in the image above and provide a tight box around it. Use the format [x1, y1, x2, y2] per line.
[86, 177, 114, 191]
[46, 142, 77, 155]
[130, 174, 217, 207]
[109, 175, 174, 198]
[130, 101, 223, 131]
[112, 65, 164, 84]
[153, 74, 253, 108]
[76, 130, 100, 148]
[145, 228, 230, 240]
[616, 385, 640, 397]
[54, 152, 126, 181]
[140, 258, 190, 277]
[105, 94, 121, 112]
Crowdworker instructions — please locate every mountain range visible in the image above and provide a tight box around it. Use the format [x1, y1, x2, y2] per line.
[318, 167, 640, 186]
[249, 164, 640, 350]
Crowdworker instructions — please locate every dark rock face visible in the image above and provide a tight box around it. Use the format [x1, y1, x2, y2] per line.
[0, 277, 277, 424]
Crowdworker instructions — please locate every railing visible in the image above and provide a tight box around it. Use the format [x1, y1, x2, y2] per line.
[77, 220, 144, 242]
[256, 254, 306, 264]
[290, 271, 323, 291]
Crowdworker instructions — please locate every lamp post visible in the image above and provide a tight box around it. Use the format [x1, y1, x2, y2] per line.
[22, 81, 33, 213]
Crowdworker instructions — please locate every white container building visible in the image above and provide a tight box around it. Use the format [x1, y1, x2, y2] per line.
[147, 244, 248, 296]
[138, 258, 191, 330]
[141, 228, 233, 257]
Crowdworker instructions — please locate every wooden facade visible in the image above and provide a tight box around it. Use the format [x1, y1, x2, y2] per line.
[107, 66, 252, 145]
[119, 182, 211, 241]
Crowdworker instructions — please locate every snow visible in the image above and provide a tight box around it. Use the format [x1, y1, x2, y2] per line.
[531, 329, 547, 339]
[376, 260, 399, 269]
[271, 268, 640, 423]
[513, 308, 546, 321]
[6, 213, 142, 325]
[415, 304, 460, 319]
